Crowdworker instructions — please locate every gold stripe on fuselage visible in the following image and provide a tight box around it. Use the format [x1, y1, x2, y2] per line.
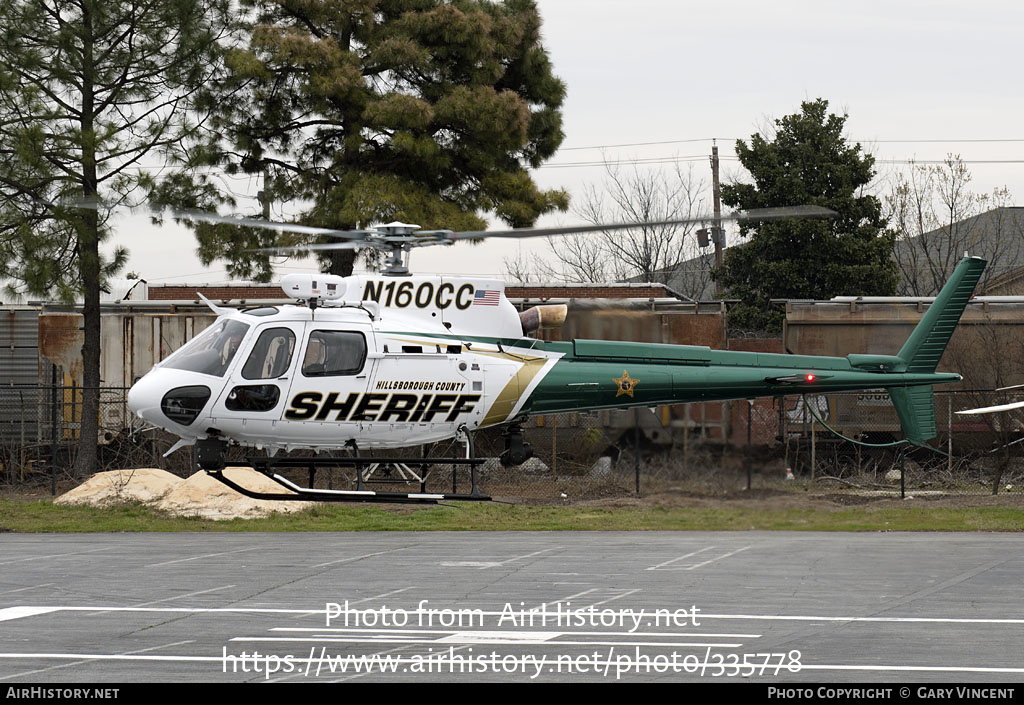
[378, 335, 552, 427]
[473, 351, 549, 428]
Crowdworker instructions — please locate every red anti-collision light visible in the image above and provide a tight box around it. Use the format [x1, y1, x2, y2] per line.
[805, 373, 816, 382]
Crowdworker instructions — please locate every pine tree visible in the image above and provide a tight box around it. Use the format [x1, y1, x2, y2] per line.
[717, 98, 897, 332]
[0, 0, 230, 476]
[153, 0, 569, 279]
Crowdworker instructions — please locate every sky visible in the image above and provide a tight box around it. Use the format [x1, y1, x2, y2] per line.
[103, 0, 1024, 291]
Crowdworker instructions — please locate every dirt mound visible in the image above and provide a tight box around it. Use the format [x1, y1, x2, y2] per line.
[55, 468, 182, 507]
[153, 467, 314, 520]
[55, 466, 314, 520]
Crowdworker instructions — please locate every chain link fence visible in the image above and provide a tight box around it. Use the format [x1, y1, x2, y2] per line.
[0, 385, 161, 491]
[4, 385, 1024, 502]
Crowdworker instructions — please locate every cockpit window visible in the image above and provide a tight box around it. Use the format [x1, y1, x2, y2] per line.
[241, 327, 296, 380]
[301, 331, 366, 377]
[162, 319, 251, 377]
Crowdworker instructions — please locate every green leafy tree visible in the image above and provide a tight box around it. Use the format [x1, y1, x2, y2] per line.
[154, 0, 569, 279]
[717, 98, 897, 332]
[0, 0, 229, 476]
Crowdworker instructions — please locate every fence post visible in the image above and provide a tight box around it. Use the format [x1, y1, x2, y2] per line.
[551, 415, 557, 475]
[781, 396, 789, 473]
[18, 391, 25, 484]
[682, 403, 689, 475]
[634, 407, 640, 496]
[746, 399, 753, 490]
[947, 395, 953, 476]
[900, 450, 906, 500]
[50, 366, 58, 496]
[810, 412, 816, 482]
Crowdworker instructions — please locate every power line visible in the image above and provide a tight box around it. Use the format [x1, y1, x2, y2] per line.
[540, 155, 1024, 169]
[125, 153, 1024, 172]
[867, 138, 1024, 143]
[538, 154, 716, 168]
[113, 141, 1024, 173]
[559, 136, 1024, 152]
[559, 137, 733, 151]
[875, 159, 1024, 164]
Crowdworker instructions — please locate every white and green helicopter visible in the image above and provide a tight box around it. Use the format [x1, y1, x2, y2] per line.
[125, 206, 986, 503]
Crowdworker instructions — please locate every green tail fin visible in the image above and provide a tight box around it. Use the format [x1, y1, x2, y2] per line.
[888, 256, 986, 444]
[898, 256, 987, 372]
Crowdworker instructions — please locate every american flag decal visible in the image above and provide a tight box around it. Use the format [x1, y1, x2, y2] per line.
[473, 289, 501, 306]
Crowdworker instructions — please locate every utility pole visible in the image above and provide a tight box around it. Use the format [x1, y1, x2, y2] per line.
[711, 142, 724, 296]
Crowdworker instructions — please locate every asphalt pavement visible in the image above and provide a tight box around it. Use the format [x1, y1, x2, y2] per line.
[1, 531, 1023, 683]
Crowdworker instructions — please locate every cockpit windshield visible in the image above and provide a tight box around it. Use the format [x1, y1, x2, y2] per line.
[161, 319, 251, 377]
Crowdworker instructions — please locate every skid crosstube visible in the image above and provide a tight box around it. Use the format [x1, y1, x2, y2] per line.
[208, 455, 491, 504]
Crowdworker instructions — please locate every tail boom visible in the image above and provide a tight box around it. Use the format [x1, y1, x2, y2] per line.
[499, 258, 985, 445]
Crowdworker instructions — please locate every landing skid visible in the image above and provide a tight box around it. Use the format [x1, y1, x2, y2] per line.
[208, 464, 490, 504]
[200, 425, 490, 503]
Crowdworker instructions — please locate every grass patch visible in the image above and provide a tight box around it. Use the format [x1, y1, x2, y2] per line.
[4, 498, 1024, 532]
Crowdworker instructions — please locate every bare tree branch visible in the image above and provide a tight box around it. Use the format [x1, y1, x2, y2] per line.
[516, 160, 712, 297]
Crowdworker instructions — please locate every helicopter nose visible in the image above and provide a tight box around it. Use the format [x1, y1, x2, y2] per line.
[129, 370, 214, 430]
[127, 373, 162, 424]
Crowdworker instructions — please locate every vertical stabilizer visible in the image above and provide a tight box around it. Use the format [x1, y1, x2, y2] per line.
[897, 256, 987, 373]
[888, 256, 986, 444]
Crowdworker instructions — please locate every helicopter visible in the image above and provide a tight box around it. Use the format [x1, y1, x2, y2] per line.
[124, 205, 987, 503]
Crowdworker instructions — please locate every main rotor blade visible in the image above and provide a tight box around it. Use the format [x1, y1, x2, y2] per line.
[956, 399, 1024, 415]
[446, 205, 836, 241]
[253, 242, 366, 254]
[67, 197, 372, 239]
[74, 198, 834, 249]
[150, 207, 372, 239]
